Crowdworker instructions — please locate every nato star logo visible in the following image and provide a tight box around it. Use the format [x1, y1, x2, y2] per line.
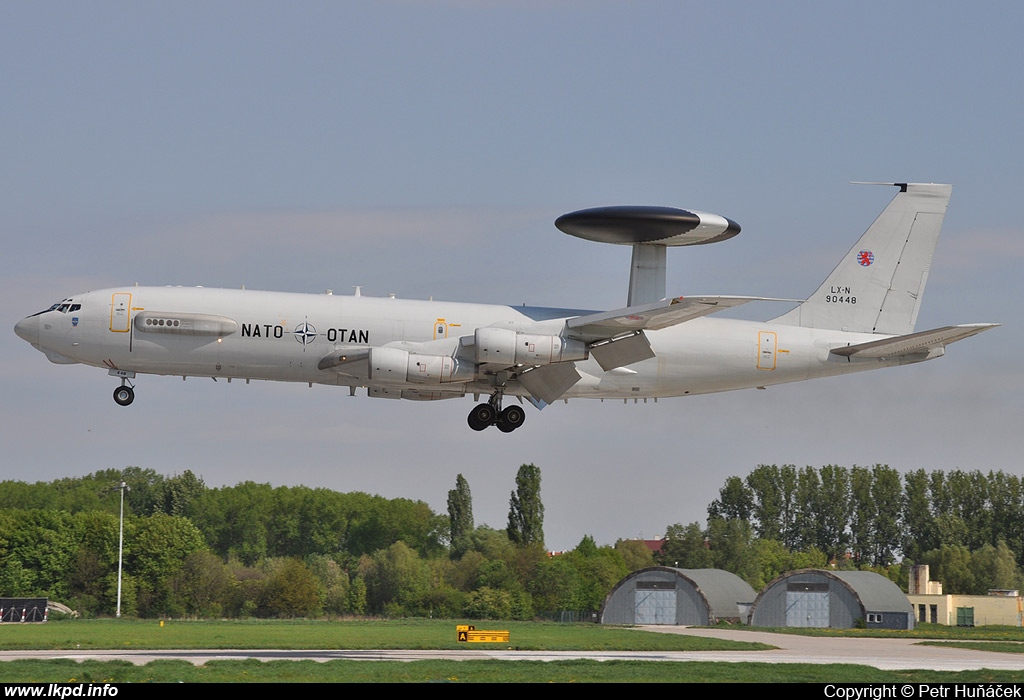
[293, 321, 318, 346]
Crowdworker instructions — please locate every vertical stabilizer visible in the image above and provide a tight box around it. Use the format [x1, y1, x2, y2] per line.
[772, 183, 952, 335]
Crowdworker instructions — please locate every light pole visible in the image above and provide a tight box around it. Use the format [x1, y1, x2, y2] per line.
[116, 480, 130, 618]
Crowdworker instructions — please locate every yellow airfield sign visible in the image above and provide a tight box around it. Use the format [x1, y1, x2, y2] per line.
[456, 624, 509, 643]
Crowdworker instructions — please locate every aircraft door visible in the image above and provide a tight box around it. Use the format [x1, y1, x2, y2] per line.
[434, 319, 448, 339]
[757, 331, 777, 370]
[110, 293, 132, 333]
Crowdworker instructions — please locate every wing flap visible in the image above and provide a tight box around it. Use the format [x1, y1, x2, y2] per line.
[830, 323, 999, 358]
[589, 332, 655, 371]
[517, 362, 582, 404]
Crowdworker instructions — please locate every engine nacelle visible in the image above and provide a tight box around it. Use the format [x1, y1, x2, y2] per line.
[474, 327, 588, 366]
[368, 346, 474, 385]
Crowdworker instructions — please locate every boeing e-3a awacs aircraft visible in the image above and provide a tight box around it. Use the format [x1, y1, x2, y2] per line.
[14, 183, 997, 433]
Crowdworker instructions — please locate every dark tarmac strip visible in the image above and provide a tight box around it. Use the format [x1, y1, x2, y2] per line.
[4, 627, 1024, 672]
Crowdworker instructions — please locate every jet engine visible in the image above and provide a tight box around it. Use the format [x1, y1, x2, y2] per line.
[474, 327, 587, 366]
[368, 346, 475, 385]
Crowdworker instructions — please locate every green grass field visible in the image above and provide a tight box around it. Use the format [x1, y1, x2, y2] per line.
[4, 658, 1024, 683]
[0, 618, 765, 652]
[2, 619, 1024, 683]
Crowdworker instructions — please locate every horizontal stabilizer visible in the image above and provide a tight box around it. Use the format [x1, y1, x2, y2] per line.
[830, 323, 999, 358]
[566, 295, 797, 341]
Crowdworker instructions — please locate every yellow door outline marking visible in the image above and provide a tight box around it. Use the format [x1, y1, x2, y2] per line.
[757, 330, 777, 370]
[110, 293, 132, 333]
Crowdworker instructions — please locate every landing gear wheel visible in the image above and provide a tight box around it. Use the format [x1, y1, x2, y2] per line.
[113, 385, 135, 406]
[497, 405, 526, 433]
[467, 403, 495, 431]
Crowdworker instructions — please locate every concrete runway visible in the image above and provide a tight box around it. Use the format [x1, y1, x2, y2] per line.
[3, 627, 1024, 671]
[637, 626, 1024, 671]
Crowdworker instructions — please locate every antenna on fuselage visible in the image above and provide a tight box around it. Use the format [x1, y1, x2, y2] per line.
[555, 206, 741, 305]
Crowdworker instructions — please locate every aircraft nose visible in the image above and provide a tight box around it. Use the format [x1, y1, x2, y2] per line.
[14, 316, 39, 345]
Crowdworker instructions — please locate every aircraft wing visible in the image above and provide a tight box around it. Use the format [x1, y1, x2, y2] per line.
[566, 295, 797, 341]
[830, 323, 999, 358]
[564, 295, 797, 372]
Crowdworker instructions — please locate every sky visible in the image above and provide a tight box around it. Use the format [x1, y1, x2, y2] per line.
[2, 2, 1021, 551]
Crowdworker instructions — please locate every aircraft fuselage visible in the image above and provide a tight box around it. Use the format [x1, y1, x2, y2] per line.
[15, 285, 913, 403]
[15, 184, 994, 432]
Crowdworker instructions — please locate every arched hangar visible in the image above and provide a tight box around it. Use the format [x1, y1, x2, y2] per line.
[749, 569, 914, 630]
[600, 567, 756, 625]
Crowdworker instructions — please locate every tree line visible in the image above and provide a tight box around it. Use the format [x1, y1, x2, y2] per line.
[662, 465, 1024, 594]
[0, 464, 652, 619]
[5, 463, 1018, 619]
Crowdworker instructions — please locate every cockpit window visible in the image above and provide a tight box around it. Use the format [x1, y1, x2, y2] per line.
[35, 299, 77, 316]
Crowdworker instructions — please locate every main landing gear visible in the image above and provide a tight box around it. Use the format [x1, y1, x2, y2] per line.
[112, 380, 135, 406]
[467, 393, 526, 433]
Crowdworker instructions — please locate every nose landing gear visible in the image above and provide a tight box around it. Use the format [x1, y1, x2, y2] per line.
[107, 368, 137, 406]
[113, 379, 135, 406]
[467, 393, 526, 433]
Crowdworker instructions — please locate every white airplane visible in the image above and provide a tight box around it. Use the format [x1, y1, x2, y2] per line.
[14, 183, 997, 433]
